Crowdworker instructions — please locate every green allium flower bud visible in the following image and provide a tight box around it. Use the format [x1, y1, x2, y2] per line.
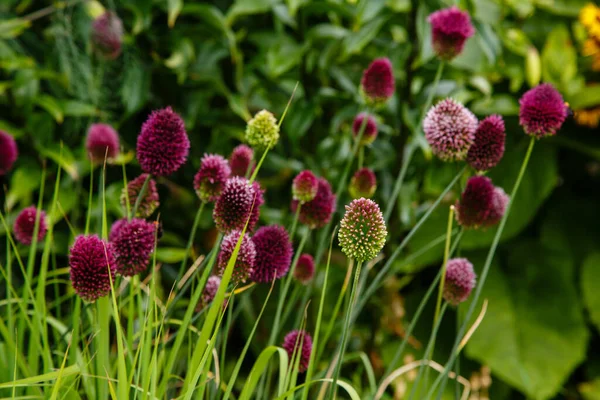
[245, 110, 280, 151]
[338, 198, 387, 262]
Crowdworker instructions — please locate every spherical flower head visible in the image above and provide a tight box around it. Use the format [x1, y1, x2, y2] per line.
[519, 83, 567, 138]
[294, 254, 315, 284]
[198, 276, 221, 310]
[109, 218, 127, 242]
[245, 110, 280, 151]
[137, 107, 190, 176]
[361, 58, 395, 105]
[213, 177, 264, 234]
[352, 113, 378, 145]
[91, 11, 123, 60]
[250, 225, 293, 283]
[443, 258, 476, 306]
[455, 176, 508, 229]
[110, 218, 156, 276]
[467, 115, 506, 171]
[217, 230, 256, 285]
[230, 144, 254, 177]
[194, 154, 231, 203]
[292, 170, 318, 203]
[120, 174, 159, 218]
[282, 330, 313, 373]
[338, 198, 387, 262]
[349, 168, 377, 199]
[69, 235, 116, 302]
[86, 123, 120, 164]
[424, 98, 478, 162]
[13, 206, 48, 245]
[428, 6, 475, 60]
[0, 130, 18, 175]
[291, 178, 336, 229]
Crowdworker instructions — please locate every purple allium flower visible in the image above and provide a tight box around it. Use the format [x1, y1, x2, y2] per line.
[109, 218, 127, 242]
[120, 174, 159, 218]
[194, 154, 231, 203]
[13, 206, 48, 245]
[338, 198, 387, 262]
[110, 218, 156, 277]
[0, 130, 18, 175]
[197, 276, 221, 310]
[361, 58, 395, 105]
[91, 11, 123, 60]
[230, 144, 254, 177]
[291, 178, 336, 230]
[424, 98, 478, 162]
[245, 110, 280, 151]
[428, 6, 475, 60]
[292, 170, 319, 203]
[282, 330, 313, 373]
[69, 235, 116, 302]
[519, 83, 568, 138]
[217, 230, 256, 285]
[467, 115, 506, 171]
[487, 187, 509, 227]
[455, 176, 508, 229]
[136, 107, 190, 176]
[352, 113, 378, 145]
[250, 225, 293, 283]
[349, 168, 377, 199]
[443, 258, 476, 306]
[86, 123, 120, 164]
[294, 254, 315, 284]
[213, 177, 264, 234]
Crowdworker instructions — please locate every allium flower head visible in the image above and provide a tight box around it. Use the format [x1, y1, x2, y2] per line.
[250, 226, 293, 283]
[291, 178, 336, 229]
[428, 6, 475, 60]
[455, 176, 508, 228]
[245, 110, 280, 151]
[282, 330, 313, 373]
[69, 235, 116, 302]
[424, 98, 478, 161]
[352, 113, 378, 145]
[292, 170, 319, 203]
[13, 206, 48, 245]
[213, 177, 264, 233]
[110, 218, 156, 276]
[198, 276, 221, 310]
[519, 83, 568, 138]
[294, 254, 315, 284]
[217, 230, 256, 285]
[86, 123, 120, 164]
[109, 218, 127, 242]
[137, 107, 190, 176]
[0, 130, 18, 175]
[230, 144, 254, 177]
[349, 168, 377, 199]
[121, 174, 159, 218]
[338, 198, 387, 262]
[91, 11, 123, 60]
[361, 58, 395, 105]
[194, 154, 231, 203]
[443, 258, 476, 306]
[467, 115, 505, 171]
[487, 187, 509, 227]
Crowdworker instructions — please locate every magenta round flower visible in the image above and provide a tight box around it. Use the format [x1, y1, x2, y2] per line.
[250, 226, 293, 283]
[230, 144, 254, 177]
[467, 115, 505, 171]
[86, 123, 120, 164]
[213, 177, 264, 233]
[292, 170, 319, 203]
[13, 206, 48, 245]
[352, 113, 378, 145]
[361, 58, 395, 105]
[91, 11, 123, 60]
[121, 174, 159, 218]
[217, 230, 256, 285]
[0, 130, 18, 175]
[487, 187, 509, 227]
[291, 178, 336, 229]
[424, 98, 478, 162]
[282, 330, 313, 373]
[136, 107, 190, 176]
[69, 235, 116, 302]
[294, 254, 315, 284]
[428, 6, 475, 60]
[338, 198, 387, 262]
[455, 176, 508, 229]
[197, 276, 221, 310]
[109, 218, 127, 242]
[194, 154, 231, 203]
[443, 258, 476, 306]
[349, 168, 377, 199]
[110, 218, 156, 276]
[519, 83, 568, 138]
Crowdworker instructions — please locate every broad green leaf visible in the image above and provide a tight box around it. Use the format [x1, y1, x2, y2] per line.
[342, 16, 387, 58]
[541, 25, 577, 91]
[568, 84, 600, 109]
[266, 37, 305, 78]
[6, 161, 42, 209]
[227, 0, 281, 25]
[35, 95, 64, 124]
[581, 254, 600, 334]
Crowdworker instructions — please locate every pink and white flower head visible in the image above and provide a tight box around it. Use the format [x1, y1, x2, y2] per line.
[292, 170, 319, 203]
[86, 123, 120, 164]
[0, 130, 18, 175]
[14, 206, 48, 245]
[361, 58, 395, 105]
[519, 83, 568, 138]
[428, 6, 475, 60]
[443, 258, 476, 306]
[467, 115, 506, 171]
[193, 154, 231, 203]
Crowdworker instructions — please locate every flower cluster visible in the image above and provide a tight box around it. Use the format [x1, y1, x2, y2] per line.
[361, 58, 395, 106]
[338, 198, 387, 262]
[121, 174, 160, 218]
[213, 177, 264, 233]
[428, 6, 475, 60]
[217, 230, 256, 285]
[349, 168, 377, 199]
[230, 144, 254, 177]
[467, 115, 505, 171]
[245, 110, 280, 151]
[91, 11, 123, 60]
[69, 235, 116, 302]
[291, 177, 336, 229]
[86, 123, 120, 164]
[0, 130, 17, 175]
[198, 276, 221, 310]
[292, 170, 319, 203]
[352, 113, 378, 145]
[110, 218, 157, 276]
[194, 154, 231, 203]
[13, 206, 48, 245]
[294, 254, 315, 284]
[282, 330, 313, 373]
[519, 83, 568, 138]
[443, 258, 476, 306]
[455, 176, 509, 229]
[250, 225, 293, 283]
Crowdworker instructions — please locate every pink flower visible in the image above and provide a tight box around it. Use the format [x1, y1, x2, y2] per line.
[352, 113, 378, 145]
[69, 235, 116, 302]
[230, 144, 254, 177]
[194, 154, 231, 203]
[110, 218, 157, 276]
[292, 170, 319, 203]
[213, 177, 264, 233]
[519, 83, 568, 138]
[443, 258, 476, 305]
[294, 254, 315, 284]
[0, 130, 18, 175]
[13, 206, 48, 245]
[250, 226, 293, 283]
[282, 330, 313, 373]
[121, 174, 160, 218]
[91, 11, 123, 60]
[428, 6, 475, 60]
[217, 230, 256, 285]
[361, 58, 395, 105]
[467, 115, 506, 171]
[86, 123, 120, 164]
[291, 178, 336, 229]
[349, 168, 377, 199]
[455, 176, 509, 229]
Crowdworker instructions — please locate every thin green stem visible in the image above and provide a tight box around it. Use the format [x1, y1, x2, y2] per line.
[130, 174, 151, 219]
[433, 205, 455, 324]
[358, 146, 364, 170]
[289, 204, 301, 243]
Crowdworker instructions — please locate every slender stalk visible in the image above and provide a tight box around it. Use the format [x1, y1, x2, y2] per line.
[177, 203, 205, 279]
[433, 205, 455, 324]
[130, 174, 151, 219]
[358, 146, 364, 169]
[289, 204, 302, 243]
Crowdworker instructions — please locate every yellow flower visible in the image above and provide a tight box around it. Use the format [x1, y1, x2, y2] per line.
[580, 3, 600, 38]
[575, 107, 600, 128]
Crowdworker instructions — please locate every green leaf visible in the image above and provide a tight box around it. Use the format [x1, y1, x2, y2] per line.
[35, 95, 64, 124]
[581, 253, 600, 334]
[266, 37, 305, 78]
[470, 94, 520, 115]
[0, 18, 31, 39]
[342, 16, 387, 58]
[168, 0, 183, 27]
[567, 84, 600, 109]
[541, 25, 577, 91]
[121, 58, 150, 115]
[6, 161, 42, 209]
[60, 100, 102, 117]
[580, 378, 600, 400]
[155, 247, 187, 263]
[227, 0, 281, 25]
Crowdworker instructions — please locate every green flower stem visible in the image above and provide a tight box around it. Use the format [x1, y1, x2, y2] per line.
[427, 137, 536, 399]
[289, 204, 302, 243]
[358, 146, 365, 170]
[121, 162, 131, 220]
[433, 205, 455, 325]
[177, 203, 205, 279]
[130, 173, 151, 219]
